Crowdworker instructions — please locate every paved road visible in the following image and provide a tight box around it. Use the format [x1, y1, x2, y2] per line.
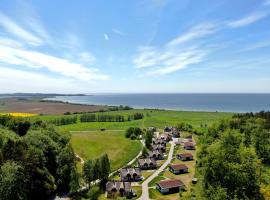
[138, 141, 175, 200]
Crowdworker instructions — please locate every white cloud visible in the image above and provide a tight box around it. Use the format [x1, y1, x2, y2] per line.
[77, 52, 96, 64]
[0, 66, 90, 93]
[112, 28, 126, 36]
[0, 12, 42, 46]
[0, 45, 109, 81]
[134, 22, 216, 76]
[0, 11, 109, 85]
[239, 40, 270, 52]
[104, 33, 109, 41]
[263, 0, 270, 6]
[228, 11, 268, 28]
[167, 22, 219, 46]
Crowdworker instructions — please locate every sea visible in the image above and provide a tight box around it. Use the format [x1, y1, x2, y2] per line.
[44, 93, 270, 113]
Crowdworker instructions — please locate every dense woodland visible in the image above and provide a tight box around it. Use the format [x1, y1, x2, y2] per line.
[196, 111, 270, 199]
[0, 115, 80, 200]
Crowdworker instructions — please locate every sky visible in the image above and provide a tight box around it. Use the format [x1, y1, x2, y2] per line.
[0, 0, 270, 93]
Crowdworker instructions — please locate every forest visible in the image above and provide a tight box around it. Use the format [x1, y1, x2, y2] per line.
[196, 111, 270, 199]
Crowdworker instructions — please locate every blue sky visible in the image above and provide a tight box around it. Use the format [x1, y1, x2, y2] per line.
[0, 0, 270, 93]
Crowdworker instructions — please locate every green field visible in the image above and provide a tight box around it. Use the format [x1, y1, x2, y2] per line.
[71, 130, 142, 171]
[30, 109, 233, 132]
[29, 109, 233, 174]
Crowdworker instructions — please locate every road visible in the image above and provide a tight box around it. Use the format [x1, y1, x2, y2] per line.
[138, 141, 175, 200]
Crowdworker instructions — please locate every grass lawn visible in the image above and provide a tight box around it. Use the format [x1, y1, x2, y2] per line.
[71, 130, 142, 171]
[149, 188, 180, 200]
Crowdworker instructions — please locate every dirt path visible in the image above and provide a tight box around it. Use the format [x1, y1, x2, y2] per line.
[138, 141, 175, 200]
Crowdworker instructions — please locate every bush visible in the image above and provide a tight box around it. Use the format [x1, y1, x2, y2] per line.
[87, 186, 100, 200]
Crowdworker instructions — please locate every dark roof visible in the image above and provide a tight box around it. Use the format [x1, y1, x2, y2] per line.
[138, 158, 156, 166]
[184, 142, 195, 147]
[148, 150, 163, 157]
[106, 181, 131, 192]
[170, 164, 188, 171]
[178, 153, 193, 158]
[120, 168, 141, 177]
[156, 179, 184, 189]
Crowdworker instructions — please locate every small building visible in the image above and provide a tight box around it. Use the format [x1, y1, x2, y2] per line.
[159, 133, 172, 142]
[148, 127, 156, 132]
[148, 150, 164, 160]
[152, 144, 166, 152]
[156, 179, 185, 194]
[152, 138, 166, 145]
[164, 126, 172, 132]
[138, 158, 157, 170]
[177, 153, 193, 161]
[171, 127, 180, 138]
[120, 168, 142, 182]
[106, 181, 133, 198]
[169, 164, 188, 174]
[184, 142, 195, 150]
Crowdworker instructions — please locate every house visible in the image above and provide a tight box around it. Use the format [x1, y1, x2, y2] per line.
[106, 181, 133, 198]
[169, 164, 188, 174]
[159, 133, 172, 142]
[184, 142, 195, 150]
[120, 168, 142, 182]
[138, 158, 157, 170]
[152, 144, 166, 152]
[171, 127, 180, 138]
[152, 138, 166, 145]
[156, 179, 185, 194]
[177, 153, 193, 161]
[148, 150, 164, 160]
[148, 127, 156, 132]
[164, 126, 172, 132]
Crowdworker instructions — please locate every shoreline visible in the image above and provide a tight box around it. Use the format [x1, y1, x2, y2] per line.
[43, 97, 236, 113]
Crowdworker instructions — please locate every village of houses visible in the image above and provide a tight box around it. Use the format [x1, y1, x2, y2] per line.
[105, 126, 197, 200]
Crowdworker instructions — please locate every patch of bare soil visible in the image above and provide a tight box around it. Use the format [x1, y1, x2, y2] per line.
[0, 97, 108, 115]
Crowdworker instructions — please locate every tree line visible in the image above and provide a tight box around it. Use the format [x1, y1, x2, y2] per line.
[47, 116, 77, 126]
[195, 111, 270, 200]
[80, 112, 144, 123]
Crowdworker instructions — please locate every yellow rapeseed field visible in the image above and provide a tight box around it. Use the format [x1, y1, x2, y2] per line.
[0, 112, 37, 117]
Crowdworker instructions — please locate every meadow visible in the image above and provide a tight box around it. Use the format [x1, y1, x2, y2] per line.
[31, 109, 233, 131]
[29, 109, 233, 174]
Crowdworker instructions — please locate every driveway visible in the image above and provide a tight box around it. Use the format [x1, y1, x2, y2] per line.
[138, 141, 175, 200]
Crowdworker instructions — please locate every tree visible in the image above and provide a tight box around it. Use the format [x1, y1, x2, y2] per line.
[83, 159, 95, 189]
[7, 119, 31, 136]
[145, 130, 153, 149]
[99, 154, 110, 186]
[0, 161, 27, 200]
[202, 130, 261, 199]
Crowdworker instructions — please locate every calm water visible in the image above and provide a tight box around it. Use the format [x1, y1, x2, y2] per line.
[45, 93, 270, 113]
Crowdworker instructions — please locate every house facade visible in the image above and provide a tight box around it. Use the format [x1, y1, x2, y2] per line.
[152, 144, 166, 152]
[138, 158, 157, 170]
[120, 168, 142, 182]
[169, 164, 188, 174]
[156, 179, 185, 194]
[184, 142, 195, 150]
[148, 150, 164, 160]
[106, 181, 133, 198]
[177, 153, 193, 161]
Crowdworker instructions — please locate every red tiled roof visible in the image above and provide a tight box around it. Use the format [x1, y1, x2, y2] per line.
[179, 153, 193, 158]
[184, 142, 194, 147]
[157, 179, 184, 189]
[170, 164, 188, 171]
